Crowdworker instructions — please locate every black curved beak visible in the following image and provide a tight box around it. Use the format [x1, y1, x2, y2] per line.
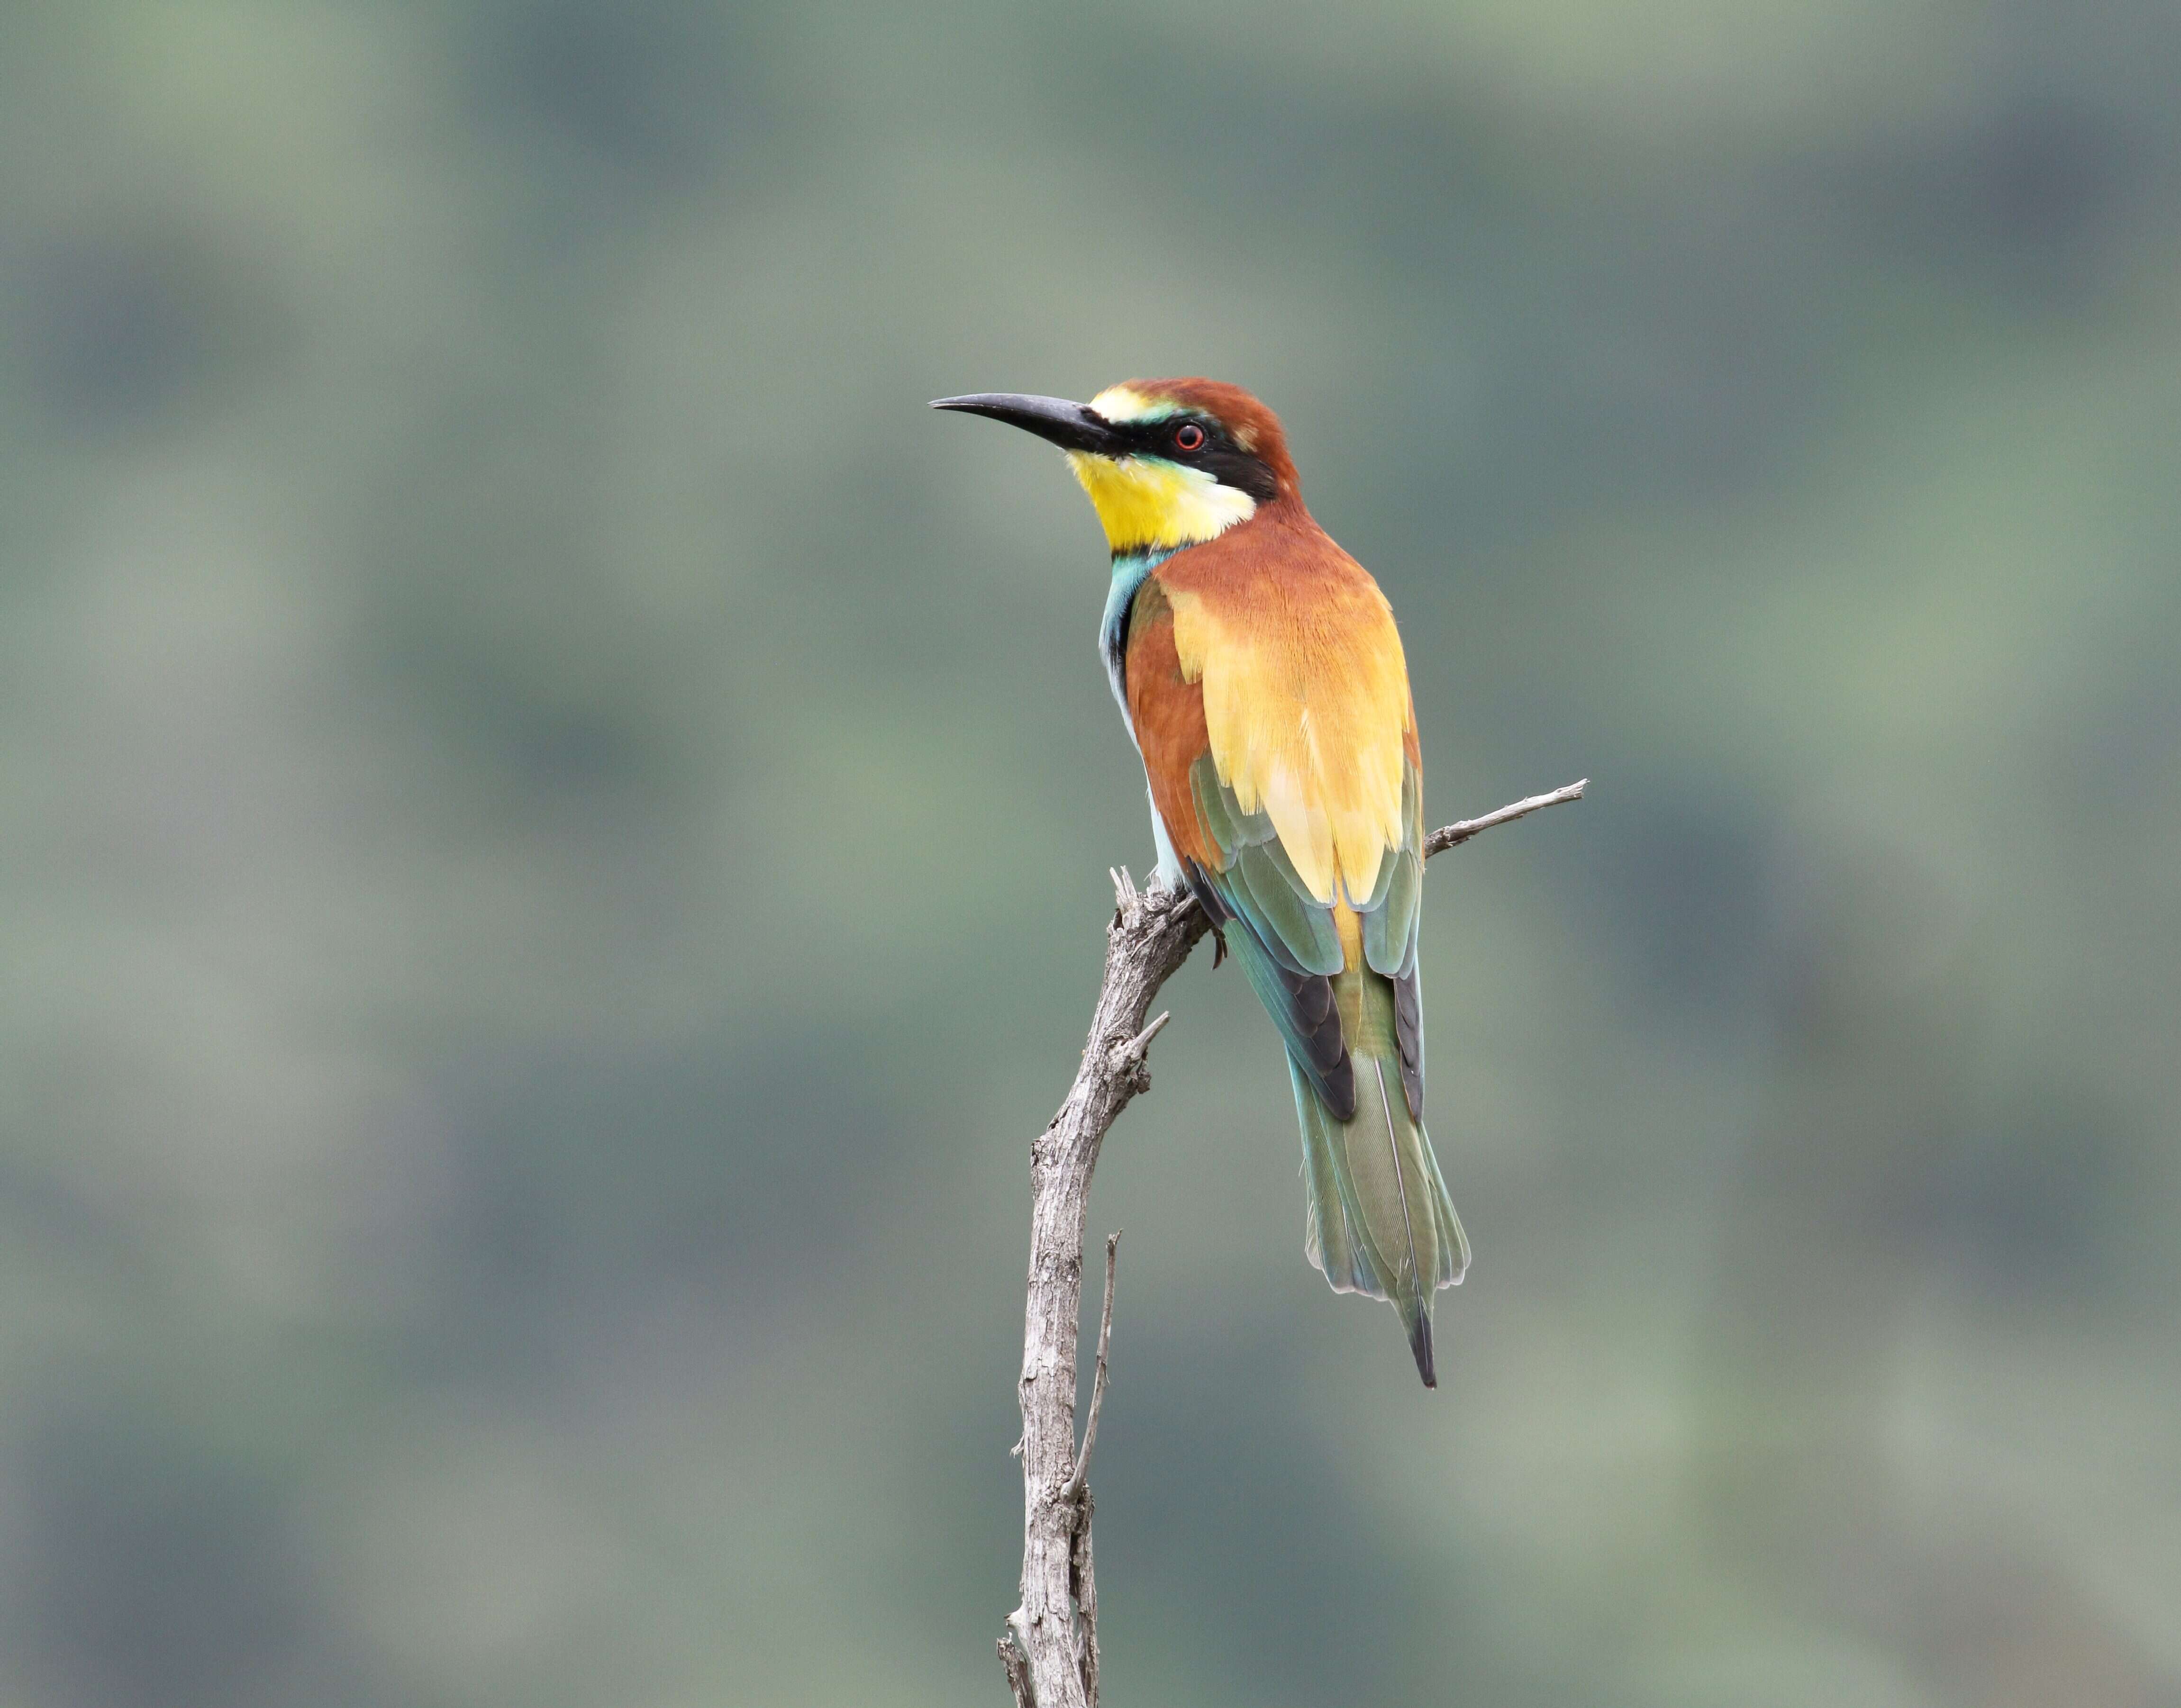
[930, 392, 1123, 456]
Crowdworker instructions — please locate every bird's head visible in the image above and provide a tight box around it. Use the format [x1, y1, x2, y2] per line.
[933, 378, 1295, 557]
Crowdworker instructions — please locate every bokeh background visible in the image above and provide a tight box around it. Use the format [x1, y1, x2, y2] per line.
[3, 2, 2179, 1705]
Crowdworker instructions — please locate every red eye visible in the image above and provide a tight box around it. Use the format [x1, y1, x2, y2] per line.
[1173, 422, 1206, 452]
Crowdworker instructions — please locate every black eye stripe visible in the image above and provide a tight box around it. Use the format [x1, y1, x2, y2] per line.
[1105, 412, 1279, 503]
[1117, 416, 1225, 455]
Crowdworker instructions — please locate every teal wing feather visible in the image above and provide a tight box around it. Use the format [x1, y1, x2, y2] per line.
[1360, 759, 1425, 1119]
[1188, 758, 1342, 975]
[1185, 755, 1353, 1117]
[1189, 749, 1427, 1121]
[1360, 758, 1423, 977]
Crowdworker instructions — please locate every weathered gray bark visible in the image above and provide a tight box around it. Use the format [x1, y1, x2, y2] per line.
[1000, 780, 1587, 1708]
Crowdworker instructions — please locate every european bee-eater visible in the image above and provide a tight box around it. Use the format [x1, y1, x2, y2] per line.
[935, 379, 1466, 1386]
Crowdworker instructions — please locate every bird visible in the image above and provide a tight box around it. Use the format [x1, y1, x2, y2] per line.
[933, 378, 1467, 1386]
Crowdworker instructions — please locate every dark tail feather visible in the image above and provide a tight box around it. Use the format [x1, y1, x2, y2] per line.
[1290, 1051, 1467, 1389]
[1409, 1312, 1436, 1388]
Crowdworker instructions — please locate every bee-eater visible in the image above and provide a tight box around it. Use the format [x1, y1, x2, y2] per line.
[935, 378, 1467, 1386]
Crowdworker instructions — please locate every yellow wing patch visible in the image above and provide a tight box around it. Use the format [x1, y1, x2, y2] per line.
[1165, 580, 1411, 904]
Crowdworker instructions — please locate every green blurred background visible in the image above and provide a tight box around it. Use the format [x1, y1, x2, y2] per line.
[3, 1, 2178, 1704]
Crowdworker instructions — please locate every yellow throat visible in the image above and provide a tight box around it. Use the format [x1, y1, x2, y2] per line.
[1065, 385, 1259, 555]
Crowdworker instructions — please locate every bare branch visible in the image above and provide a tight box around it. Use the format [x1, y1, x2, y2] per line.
[1424, 778, 1588, 858]
[1000, 781, 1584, 1707]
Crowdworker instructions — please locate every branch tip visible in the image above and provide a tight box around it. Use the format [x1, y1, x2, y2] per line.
[1119, 1010, 1170, 1060]
[1424, 777, 1588, 858]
